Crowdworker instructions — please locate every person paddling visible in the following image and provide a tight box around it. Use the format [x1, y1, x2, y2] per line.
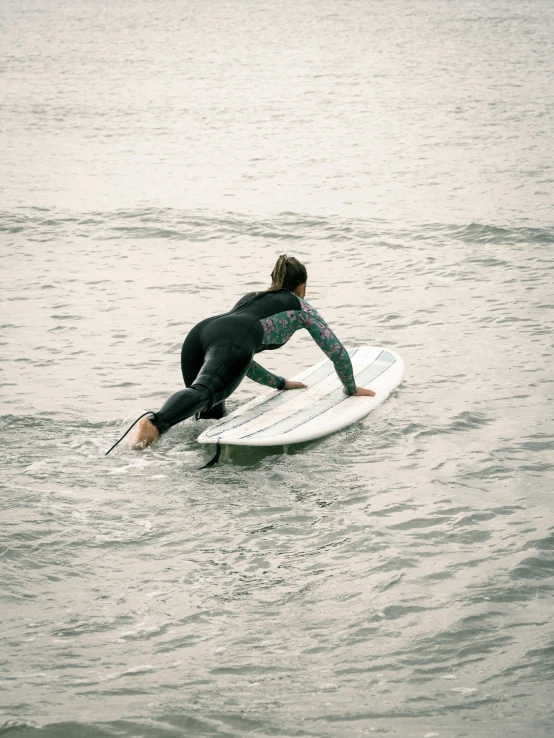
[133, 255, 375, 448]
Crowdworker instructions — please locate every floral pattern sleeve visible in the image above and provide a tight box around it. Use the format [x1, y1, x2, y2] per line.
[298, 298, 357, 394]
[246, 360, 286, 390]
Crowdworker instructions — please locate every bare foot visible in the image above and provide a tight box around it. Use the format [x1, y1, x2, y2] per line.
[132, 416, 160, 448]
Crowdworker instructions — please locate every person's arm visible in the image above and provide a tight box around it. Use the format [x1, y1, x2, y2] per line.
[246, 360, 286, 390]
[298, 299, 358, 394]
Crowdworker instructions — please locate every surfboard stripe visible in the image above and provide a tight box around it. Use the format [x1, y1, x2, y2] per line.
[240, 350, 396, 440]
[202, 348, 363, 440]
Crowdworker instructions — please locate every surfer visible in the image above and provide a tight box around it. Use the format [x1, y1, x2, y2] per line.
[133, 255, 375, 447]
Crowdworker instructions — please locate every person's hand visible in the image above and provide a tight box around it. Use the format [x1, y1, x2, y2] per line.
[283, 380, 308, 390]
[352, 387, 376, 397]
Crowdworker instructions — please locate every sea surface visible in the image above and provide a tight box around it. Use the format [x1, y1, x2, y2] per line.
[1, 0, 554, 736]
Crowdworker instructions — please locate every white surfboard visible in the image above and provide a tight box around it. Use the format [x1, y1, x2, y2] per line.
[197, 346, 404, 448]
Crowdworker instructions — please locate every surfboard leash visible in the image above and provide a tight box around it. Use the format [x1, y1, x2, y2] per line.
[104, 411, 154, 456]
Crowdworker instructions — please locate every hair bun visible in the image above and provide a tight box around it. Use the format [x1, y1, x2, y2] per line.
[269, 255, 307, 292]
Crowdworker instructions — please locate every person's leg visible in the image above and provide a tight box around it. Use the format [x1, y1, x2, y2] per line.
[183, 314, 260, 421]
[134, 320, 212, 447]
[134, 317, 256, 446]
[180, 319, 227, 420]
[134, 384, 214, 447]
[139, 351, 248, 443]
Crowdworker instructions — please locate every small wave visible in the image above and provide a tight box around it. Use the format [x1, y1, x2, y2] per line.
[0, 414, 111, 431]
[0, 721, 39, 736]
[416, 411, 493, 439]
[437, 222, 554, 246]
[2, 207, 553, 249]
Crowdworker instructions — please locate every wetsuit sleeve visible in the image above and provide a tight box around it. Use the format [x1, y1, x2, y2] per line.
[298, 299, 357, 395]
[246, 361, 286, 390]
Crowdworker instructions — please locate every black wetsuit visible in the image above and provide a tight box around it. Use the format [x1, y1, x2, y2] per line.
[150, 289, 357, 435]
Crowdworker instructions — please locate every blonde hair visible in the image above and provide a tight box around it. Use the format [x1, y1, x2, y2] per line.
[269, 254, 307, 292]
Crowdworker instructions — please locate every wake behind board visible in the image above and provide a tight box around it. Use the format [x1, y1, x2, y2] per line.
[197, 346, 403, 448]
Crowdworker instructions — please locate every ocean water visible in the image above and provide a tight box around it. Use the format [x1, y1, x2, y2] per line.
[1, 1, 554, 737]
